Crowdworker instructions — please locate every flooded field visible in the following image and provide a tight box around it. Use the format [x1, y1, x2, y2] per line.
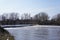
[5, 25, 60, 40]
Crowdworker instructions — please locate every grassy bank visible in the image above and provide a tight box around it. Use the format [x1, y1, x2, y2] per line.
[0, 26, 14, 40]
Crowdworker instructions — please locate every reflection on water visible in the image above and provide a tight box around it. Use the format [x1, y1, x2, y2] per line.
[5, 27, 60, 40]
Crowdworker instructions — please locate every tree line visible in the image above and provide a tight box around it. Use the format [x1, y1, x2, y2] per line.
[0, 12, 60, 25]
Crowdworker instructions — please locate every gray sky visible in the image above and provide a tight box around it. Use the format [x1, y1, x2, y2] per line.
[0, 0, 60, 18]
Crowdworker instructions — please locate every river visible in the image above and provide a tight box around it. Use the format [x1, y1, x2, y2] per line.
[4, 25, 60, 40]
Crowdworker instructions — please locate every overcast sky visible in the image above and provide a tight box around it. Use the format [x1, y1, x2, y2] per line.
[0, 0, 60, 18]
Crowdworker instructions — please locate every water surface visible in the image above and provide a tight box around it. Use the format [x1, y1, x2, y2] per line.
[5, 25, 60, 40]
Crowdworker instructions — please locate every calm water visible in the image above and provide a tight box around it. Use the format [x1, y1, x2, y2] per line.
[5, 26, 60, 40]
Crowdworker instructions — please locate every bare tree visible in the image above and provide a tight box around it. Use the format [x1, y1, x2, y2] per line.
[51, 13, 60, 21]
[9, 13, 19, 20]
[1, 13, 8, 20]
[34, 12, 49, 21]
[21, 13, 31, 20]
[51, 13, 60, 25]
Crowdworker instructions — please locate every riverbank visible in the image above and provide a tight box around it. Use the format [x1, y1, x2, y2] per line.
[0, 27, 14, 40]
